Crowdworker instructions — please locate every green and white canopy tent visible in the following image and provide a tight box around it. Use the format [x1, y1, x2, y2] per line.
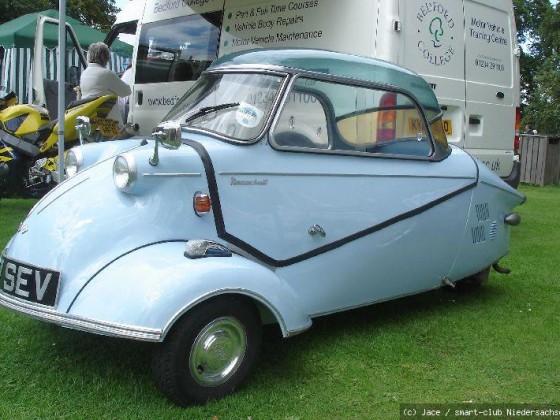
[0, 9, 132, 103]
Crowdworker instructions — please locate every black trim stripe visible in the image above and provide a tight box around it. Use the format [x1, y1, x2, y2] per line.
[184, 139, 478, 268]
[184, 140, 227, 234]
[67, 239, 188, 312]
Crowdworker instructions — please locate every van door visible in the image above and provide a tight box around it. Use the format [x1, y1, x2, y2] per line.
[130, 1, 224, 134]
[463, 0, 517, 177]
[399, 1, 466, 149]
[399, 0, 518, 180]
[32, 16, 87, 118]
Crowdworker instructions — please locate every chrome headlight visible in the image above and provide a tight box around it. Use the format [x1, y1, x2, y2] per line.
[113, 153, 137, 192]
[65, 148, 83, 178]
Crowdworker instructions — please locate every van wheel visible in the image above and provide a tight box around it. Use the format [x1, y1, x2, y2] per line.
[151, 296, 262, 406]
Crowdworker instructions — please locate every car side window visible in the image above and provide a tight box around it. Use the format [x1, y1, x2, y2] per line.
[275, 77, 433, 157]
[135, 12, 222, 84]
[336, 89, 431, 156]
[272, 89, 329, 149]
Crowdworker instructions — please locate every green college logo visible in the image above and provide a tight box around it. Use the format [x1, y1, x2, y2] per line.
[416, 2, 457, 67]
[429, 17, 444, 47]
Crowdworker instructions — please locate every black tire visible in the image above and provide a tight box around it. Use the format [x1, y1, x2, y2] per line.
[151, 296, 262, 406]
[453, 267, 490, 292]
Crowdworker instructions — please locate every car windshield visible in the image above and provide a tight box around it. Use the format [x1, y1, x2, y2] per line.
[164, 72, 285, 141]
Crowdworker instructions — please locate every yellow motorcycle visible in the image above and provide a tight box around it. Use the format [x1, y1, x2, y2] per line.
[0, 91, 124, 198]
[0, 91, 18, 110]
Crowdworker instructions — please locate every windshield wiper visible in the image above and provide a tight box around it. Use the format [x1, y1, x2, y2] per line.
[184, 102, 240, 124]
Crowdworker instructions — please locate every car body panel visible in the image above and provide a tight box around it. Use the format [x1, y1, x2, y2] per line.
[1, 49, 524, 344]
[4, 145, 212, 312]
[210, 139, 477, 263]
[68, 241, 312, 338]
[69, 138, 148, 174]
[447, 160, 525, 281]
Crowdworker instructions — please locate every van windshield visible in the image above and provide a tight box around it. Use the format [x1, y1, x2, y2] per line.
[135, 12, 222, 83]
[165, 72, 285, 141]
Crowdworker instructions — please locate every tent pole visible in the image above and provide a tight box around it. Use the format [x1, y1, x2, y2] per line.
[57, 0, 66, 183]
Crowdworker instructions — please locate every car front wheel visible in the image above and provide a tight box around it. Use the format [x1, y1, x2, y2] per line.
[151, 296, 262, 406]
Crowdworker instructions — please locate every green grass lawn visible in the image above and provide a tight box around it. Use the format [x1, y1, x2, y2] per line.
[0, 185, 559, 419]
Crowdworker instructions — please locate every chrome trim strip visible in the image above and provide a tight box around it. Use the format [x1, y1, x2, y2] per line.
[160, 288, 310, 340]
[142, 172, 201, 177]
[219, 171, 475, 180]
[0, 292, 162, 342]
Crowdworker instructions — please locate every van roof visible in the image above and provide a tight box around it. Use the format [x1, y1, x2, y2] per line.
[114, 0, 144, 25]
[211, 48, 441, 118]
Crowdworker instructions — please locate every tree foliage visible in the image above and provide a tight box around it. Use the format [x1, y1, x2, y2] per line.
[513, 0, 550, 108]
[514, 0, 560, 134]
[523, 56, 560, 134]
[0, 0, 119, 32]
[522, 3, 560, 134]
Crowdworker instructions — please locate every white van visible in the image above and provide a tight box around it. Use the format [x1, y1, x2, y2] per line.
[107, 0, 520, 185]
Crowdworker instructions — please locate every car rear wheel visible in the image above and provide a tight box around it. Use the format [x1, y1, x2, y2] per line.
[453, 267, 490, 292]
[151, 296, 262, 406]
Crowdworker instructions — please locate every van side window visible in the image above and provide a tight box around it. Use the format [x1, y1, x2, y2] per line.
[135, 12, 222, 84]
[280, 78, 433, 157]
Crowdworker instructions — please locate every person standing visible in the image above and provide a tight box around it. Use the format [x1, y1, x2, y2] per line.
[80, 42, 131, 98]
[524, 124, 537, 135]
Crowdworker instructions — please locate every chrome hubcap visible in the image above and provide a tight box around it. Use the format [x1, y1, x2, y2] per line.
[189, 316, 247, 387]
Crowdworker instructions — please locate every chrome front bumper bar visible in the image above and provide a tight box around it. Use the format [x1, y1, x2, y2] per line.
[0, 292, 163, 342]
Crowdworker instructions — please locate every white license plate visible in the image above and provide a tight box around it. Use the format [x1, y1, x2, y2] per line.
[408, 118, 452, 136]
[0, 256, 60, 307]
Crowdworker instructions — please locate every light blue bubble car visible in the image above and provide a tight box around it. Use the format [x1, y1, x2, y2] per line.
[0, 49, 525, 406]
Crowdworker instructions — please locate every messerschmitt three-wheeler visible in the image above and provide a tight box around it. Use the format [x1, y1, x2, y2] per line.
[1, 49, 524, 406]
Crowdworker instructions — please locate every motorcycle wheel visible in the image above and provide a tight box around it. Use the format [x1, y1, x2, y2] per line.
[19, 159, 55, 199]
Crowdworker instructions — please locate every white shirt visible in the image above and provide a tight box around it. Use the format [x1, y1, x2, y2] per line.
[120, 67, 134, 86]
[80, 63, 132, 98]
[118, 67, 134, 122]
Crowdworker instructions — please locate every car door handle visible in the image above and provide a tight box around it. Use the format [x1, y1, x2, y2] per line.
[308, 224, 326, 238]
[137, 90, 143, 106]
